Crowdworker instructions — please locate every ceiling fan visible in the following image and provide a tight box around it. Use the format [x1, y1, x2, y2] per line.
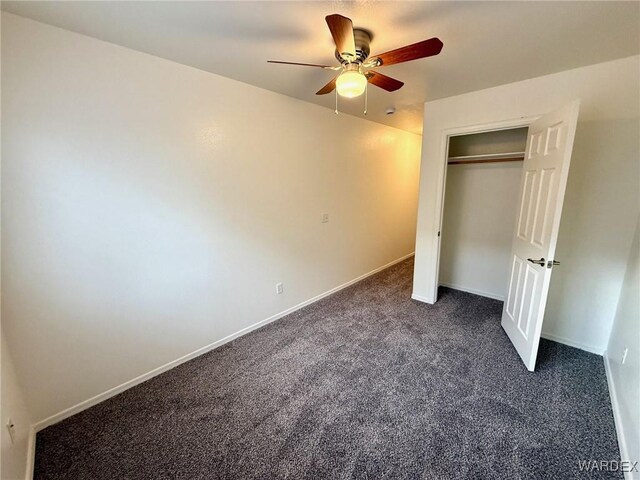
[268, 14, 443, 99]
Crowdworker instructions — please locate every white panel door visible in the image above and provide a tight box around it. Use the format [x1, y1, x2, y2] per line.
[501, 100, 580, 371]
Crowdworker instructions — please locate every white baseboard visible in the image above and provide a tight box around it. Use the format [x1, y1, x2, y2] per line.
[540, 331, 604, 355]
[438, 282, 505, 301]
[603, 352, 635, 480]
[25, 251, 415, 475]
[411, 293, 433, 304]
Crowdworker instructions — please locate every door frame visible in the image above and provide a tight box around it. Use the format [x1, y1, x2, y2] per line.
[431, 115, 541, 303]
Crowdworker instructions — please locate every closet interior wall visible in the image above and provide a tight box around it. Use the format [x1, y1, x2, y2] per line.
[439, 128, 528, 300]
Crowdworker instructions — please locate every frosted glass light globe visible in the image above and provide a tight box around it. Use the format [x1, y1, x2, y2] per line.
[336, 70, 367, 98]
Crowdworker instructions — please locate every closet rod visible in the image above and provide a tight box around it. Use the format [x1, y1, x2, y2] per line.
[448, 156, 524, 165]
[447, 151, 525, 165]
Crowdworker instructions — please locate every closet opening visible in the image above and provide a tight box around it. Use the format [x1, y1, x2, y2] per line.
[438, 127, 528, 301]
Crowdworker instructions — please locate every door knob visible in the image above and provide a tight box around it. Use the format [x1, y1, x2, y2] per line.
[527, 258, 545, 266]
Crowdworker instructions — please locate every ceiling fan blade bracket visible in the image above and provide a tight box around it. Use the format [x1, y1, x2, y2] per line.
[363, 57, 382, 68]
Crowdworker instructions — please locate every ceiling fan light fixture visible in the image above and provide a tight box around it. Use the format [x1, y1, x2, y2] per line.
[336, 70, 367, 98]
[269, 14, 444, 99]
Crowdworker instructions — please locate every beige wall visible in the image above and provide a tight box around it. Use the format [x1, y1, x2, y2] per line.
[606, 218, 639, 470]
[413, 55, 640, 354]
[1, 12, 422, 430]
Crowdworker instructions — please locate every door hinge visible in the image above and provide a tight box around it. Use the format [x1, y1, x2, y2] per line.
[437, 231, 441, 237]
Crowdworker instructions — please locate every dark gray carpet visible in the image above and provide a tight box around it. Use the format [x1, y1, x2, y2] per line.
[35, 258, 621, 479]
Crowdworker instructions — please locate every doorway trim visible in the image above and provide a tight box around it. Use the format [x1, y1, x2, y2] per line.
[430, 115, 540, 303]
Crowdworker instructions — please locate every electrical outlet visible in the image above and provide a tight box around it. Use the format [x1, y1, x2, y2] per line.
[276, 283, 283, 295]
[321, 213, 329, 223]
[6, 418, 16, 444]
[622, 348, 629, 365]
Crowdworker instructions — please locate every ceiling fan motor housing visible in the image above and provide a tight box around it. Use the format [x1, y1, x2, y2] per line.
[335, 28, 372, 64]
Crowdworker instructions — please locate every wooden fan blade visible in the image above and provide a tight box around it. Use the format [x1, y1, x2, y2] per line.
[268, 60, 339, 70]
[366, 71, 404, 92]
[316, 77, 337, 95]
[326, 14, 356, 59]
[370, 37, 443, 67]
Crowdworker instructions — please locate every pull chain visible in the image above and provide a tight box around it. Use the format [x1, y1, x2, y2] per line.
[364, 81, 368, 115]
[335, 88, 339, 114]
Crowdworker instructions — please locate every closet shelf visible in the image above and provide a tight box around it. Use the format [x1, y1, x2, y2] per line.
[447, 151, 525, 165]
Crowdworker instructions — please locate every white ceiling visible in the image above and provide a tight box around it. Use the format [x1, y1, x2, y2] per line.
[2, 1, 639, 134]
